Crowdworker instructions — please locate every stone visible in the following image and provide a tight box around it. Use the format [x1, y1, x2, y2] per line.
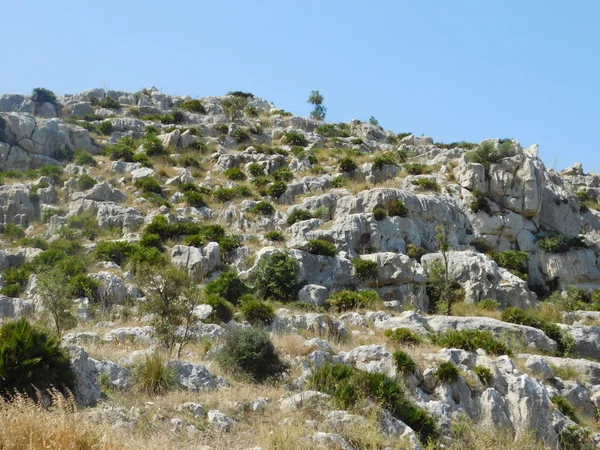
[170, 244, 220, 281]
[280, 391, 331, 411]
[298, 284, 329, 306]
[0, 296, 34, 318]
[131, 167, 155, 182]
[93, 359, 132, 390]
[66, 346, 101, 407]
[207, 410, 233, 432]
[178, 402, 206, 418]
[525, 355, 554, 381]
[168, 360, 227, 391]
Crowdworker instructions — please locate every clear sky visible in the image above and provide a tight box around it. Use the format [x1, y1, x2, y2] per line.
[3, 1, 599, 171]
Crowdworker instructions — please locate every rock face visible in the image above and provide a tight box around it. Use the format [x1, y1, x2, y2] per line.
[170, 244, 220, 280]
[67, 346, 101, 407]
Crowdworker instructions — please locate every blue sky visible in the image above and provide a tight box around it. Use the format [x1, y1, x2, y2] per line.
[3, 1, 599, 171]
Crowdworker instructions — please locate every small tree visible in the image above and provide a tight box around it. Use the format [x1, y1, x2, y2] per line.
[37, 269, 77, 337]
[222, 96, 248, 122]
[254, 251, 299, 302]
[426, 224, 459, 315]
[307, 90, 326, 121]
[136, 264, 200, 357]
[369, 116, 379, 126]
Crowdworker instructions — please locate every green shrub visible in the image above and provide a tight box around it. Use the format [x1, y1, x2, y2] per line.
[254, 251, 299, 302]
[282, 132, 308, 147]
[228, 91, 254, 99]
[62, 213, 99, 240]
[353, 259, 378, 281]
[234, 128, 250, 143]
[490, 250, 529, 279]
[31, 88, 57, 104]
[537, 233, 585, 253]
[73, 149, 96, 166]
[473, 365, 492, 385]
[143, 135, 166, 156]
[213, 186, 252, 202]
[385, 328, 423, 346]
[250, 201, 275, 215]
[551, 395, 578, 423]
[373, 207, 387, 221]
[339, 157, 358, 172]
[271, 167, 294, 182]
[248, 163, 264, 177]
[478, 299, 501, 310]
[267, 181, 287, 198]
[332, 176, 348, 188]
[432, 330, 511, 356]
[466, 140, 518, 167]
[183, 191, 206, 208]
[222, 96, 248, 121]
[469, 189, 489, 213]
[139, 233, 163, 249]
[387, 199, 408, 217]
[372, 153, 396, 170]
[2, 223, 25, 240]
[436, 361, 460, 383]
[94, 96, 121, 109]
[133, 352, 175, 395]
[501, 307, 574, 356]
[287, 209, 313, 225]
[103, 137, 135, 161]
[97, 121, 113, 135]
[309, 363, 437, 443]
[224, 167, 246, 181]
[406, 244, 426, 262]
[307, 239, 337, 257]
[39, 165, 62, 182]
[241, 299, 275, 326]
[327, 290, 380, 312]
[0, 266, 31, 296]
[412, 178, 440, 192]
[244, 106, 259, 117]
[204, 294, 234, 323]
[179, 155, 201, 168]
[0, 318, 74, 400]
[179, 99, 205, 113]
[134, 177, 162, 194]
[216, 326, 287, 382]
[265, 230, 285, 241]
[77, 174, 97, 190]
[393, 350, 418, 374]
[204, 271, 250, 305]
[404, 163, 425, 175]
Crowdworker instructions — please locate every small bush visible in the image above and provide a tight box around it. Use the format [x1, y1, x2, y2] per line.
[39, 165, 62, 182]
[551, 395, 578, 423]
[2, 223, 25, 240]
[213, 185, 252, 202]
[254, 251, 299, 302]
[73, 149, 96, 166]
[406, 244, 426, 262]
[393, 350, 418, 374]
[241, 299, 275, 326]
[436, 361, 460, 383]
[97, 121, 113, 135]
[490, 250, 529, 279]
[373, 207, 387, 221]
[134, 177, 162, 194]
[271, 167, 294, 182]
[248, 163, 264, 177]
[309, 363, 437, 443]
[94, 240, 136, 266]
[143, 135, 166, 156]
[385, 328, 423, 346]
[234, 128, 250, 143]
[204, 294, 234, 323]
[31, 88, 57, 104]
[327, 290, 380, 312]
[204, 271, 250, 305]
[0, 319, 74, 400]
[412, 178, 440, 191]
[473, 365, 492, 385]
[265, 230, 285, 241]
[307, 239, 337, 257]
[372, 153, 397, 170]
[216, 326, 287, 382]
[267, 181, 287, 198]
[133, 352, 175, 395]
[478, 299, 501, 310]
[404, 163, 425, 175]
[179, 99, 205, 113]
[287, 209, 313, 225]
[183, 191, 206, 208]
[432, 329, 511, 356]
[387, 199, 408, 217]
[339, 157, 358, 172]
[538, 233, 585, 253]
[224, 167, 246, 181]
[353, 259, 378, 281]
[282, 132, 308, 147]
[77, 174, 97, 190]
[466, 140, 518, 167]
[332, 175, 348, 188]
[250, 201, 275, 215]
[469, 189, 489, 213]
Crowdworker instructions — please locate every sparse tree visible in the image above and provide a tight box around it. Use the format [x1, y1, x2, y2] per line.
[426, 224, 461, 315]
[37, 269, 77, 337]
[136, 264, 200, 357]
[307, 90, 326, 121]
[222, 96, 249, 122]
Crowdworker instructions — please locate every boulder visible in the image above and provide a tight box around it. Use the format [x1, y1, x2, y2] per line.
[67, 346, 101, 407]
[169, 361, 226, 391]
[280, 390, 331, 411]
[298, 284, 328, 307]
[170, 243, 220, 280]
[0, 184, 36, 226]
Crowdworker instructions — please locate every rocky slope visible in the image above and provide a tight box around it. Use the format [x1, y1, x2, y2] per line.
[1, 87, 600, 449]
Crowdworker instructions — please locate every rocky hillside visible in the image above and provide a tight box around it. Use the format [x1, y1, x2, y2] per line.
[1, 87, 600, 449]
